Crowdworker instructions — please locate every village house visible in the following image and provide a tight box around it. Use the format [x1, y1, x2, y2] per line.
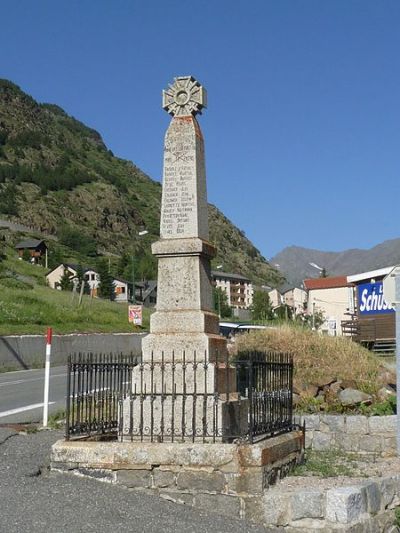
[303, 276, 352, 336]
[46, 263, 132, 302]
[281, 286, 307, 316]
[212, 270, 254, 310]
[16, 238, 48, 265]
[267, 288, 282, 310]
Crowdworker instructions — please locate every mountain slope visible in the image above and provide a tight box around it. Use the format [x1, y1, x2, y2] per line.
[0, 79, 282, 286]
[272, 239, 400, 286]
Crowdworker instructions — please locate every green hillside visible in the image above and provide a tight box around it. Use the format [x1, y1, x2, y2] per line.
[0, 241, 148, 335]
[0, 79, 283, 286]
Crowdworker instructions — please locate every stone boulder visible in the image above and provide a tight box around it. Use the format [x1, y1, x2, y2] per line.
[338, 388, 372, 407]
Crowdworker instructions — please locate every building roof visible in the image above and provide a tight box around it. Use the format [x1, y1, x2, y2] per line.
[212, 271, 251, 282]
[15, 239, 46, 249]
[303, 276, 349, 290]
[347, 266, 395, 284]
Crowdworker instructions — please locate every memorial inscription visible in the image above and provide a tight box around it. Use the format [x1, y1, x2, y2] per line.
[160, 119, 206, 239]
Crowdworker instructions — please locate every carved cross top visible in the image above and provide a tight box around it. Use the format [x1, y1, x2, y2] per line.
[162, 76, 207, 117]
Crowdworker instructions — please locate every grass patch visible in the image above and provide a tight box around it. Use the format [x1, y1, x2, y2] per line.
[291, 450, 363, 478]
[47, 409, 66, 429]
[233, 325, 381, 398]
[0, 253, 151, 334]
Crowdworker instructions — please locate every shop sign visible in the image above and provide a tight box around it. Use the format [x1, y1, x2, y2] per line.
[358, 282, 394, 315]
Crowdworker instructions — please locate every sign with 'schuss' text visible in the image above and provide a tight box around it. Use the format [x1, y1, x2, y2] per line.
[358, 282, 394, 315]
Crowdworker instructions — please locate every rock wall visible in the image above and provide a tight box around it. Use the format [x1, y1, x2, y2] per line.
[298, 414, 397, 456]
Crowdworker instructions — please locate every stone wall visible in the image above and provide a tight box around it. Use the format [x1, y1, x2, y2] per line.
[0, 332, 146, 370]
[298, 414, 397, 456]
[51, 431, 304, 522]
[257, 475, 400, 531]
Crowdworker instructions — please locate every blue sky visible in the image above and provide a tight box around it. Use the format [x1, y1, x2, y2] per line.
[1, 0, 399, 258]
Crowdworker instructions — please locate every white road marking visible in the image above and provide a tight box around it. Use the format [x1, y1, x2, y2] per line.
[0, 373, 67, 387]
[0, 402, 56, 418]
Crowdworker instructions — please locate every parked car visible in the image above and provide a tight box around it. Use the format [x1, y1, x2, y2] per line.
[219, 322, 267, 338]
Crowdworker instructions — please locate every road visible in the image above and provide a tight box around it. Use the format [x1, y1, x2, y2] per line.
[0, 428, 268, 533]
[0, 365, 67, 424]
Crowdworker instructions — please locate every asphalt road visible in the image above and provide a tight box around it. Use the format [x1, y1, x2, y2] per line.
[0, 365, 67, 423]
[0, 428, 269, 533]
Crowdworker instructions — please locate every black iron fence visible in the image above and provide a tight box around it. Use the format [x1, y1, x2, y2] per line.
[66, 353, 137, 440]
[66, 351, 294, 443]
[236, 352, 293, 442]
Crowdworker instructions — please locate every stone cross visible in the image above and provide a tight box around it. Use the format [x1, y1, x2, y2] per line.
[141, 75, 226, 361]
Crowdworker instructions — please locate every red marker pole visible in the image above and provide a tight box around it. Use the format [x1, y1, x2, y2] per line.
[43, 327, 52, 427]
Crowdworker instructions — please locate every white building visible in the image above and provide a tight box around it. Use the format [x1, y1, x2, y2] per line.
[212, 271, 253, 309]
[303, 276, 351, 335]
[46, 263, 131, 302]
[282, 287, 307, 316]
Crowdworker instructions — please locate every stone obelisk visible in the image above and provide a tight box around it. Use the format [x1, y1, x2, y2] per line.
[142, 76, 226, 361]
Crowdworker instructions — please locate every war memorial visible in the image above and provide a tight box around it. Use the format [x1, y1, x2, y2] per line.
[51, 76, 304, 526]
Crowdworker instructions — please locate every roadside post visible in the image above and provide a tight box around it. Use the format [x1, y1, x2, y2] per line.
[382, 266, 400, 455]
[43, 327, 52, 427]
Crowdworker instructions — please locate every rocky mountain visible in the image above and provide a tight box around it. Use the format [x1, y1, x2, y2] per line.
[272, 240, 400, 287]
[0, 79, 283, 286]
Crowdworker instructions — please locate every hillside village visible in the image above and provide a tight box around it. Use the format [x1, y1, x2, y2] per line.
[1, 225, 398, 361]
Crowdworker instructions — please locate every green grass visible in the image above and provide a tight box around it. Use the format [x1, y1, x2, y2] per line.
[0, 254, 150, 335]
[291, 450, 364, 478]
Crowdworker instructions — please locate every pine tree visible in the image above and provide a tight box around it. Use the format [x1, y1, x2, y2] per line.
[97, 259, 115, 301]
[213, 287, 232, 318]
[59, 268, 73, 291]
[251, 290, 273, 321]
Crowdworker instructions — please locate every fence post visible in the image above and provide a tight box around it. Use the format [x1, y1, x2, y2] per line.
[65, 354, 72, 440]
[248, 355, 254, 443]
[42, 327, 52, 427]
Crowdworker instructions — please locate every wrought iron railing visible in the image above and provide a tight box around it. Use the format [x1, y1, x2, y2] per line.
[65, 351, 294, 443]
[65, 353, 137, 440]
[235, 352, 293, 442]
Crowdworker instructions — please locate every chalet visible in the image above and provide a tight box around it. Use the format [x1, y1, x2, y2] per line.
[46, 263, 132, 302]
[136, 280, 157, 307]
[16, 239, 47, 265]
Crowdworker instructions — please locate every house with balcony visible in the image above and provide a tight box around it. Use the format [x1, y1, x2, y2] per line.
[212, 271, 253, 310]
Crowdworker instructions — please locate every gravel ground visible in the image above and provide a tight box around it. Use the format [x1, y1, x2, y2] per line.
[0, 427, 268, 533]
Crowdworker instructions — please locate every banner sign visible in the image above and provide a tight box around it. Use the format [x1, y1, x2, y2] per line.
[358, 282, 394, 315]
[128, 305, 143, 325]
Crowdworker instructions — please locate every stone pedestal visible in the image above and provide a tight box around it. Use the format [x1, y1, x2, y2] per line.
[142, 238, 226, 361]
[142, 78, 226, 363]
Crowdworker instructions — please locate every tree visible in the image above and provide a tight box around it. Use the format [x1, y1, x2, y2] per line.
[251, 290, 273, 321]
[213, 287, 232, 318]
[22, 248, 31, 262]
[59, 268, 73, 291]
[75, 264, 89, 294]
[97, 259, 115, 301]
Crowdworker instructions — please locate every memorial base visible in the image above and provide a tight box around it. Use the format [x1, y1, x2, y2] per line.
[51, 431, 304, 523]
